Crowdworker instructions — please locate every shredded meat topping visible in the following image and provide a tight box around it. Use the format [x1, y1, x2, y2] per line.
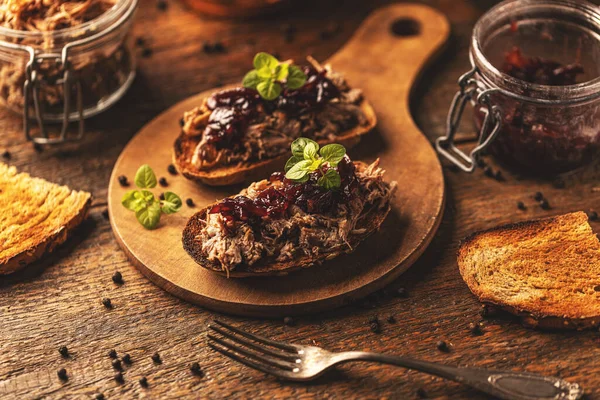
[194, 160, 397, 274]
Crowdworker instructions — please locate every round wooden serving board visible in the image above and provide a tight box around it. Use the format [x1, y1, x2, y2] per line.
[108, 4, 449, 317]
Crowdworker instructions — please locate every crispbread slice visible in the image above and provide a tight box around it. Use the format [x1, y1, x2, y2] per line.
[0, 163, 91, 275]
[458, 212, 600, 330]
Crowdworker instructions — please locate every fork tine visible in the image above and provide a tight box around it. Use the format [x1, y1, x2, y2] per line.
[213, 320, 298, 352]
[209, 324, 300, 362]
[208, 333, 298, 371]
[208, 341, 293, 378]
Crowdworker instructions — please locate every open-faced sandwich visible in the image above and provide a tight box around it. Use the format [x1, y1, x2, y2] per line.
[182, 138, 397, 277]
[173, 52, 376, 186]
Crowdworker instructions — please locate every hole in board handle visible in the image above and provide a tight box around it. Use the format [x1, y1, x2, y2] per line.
[390, 18, 421, 37]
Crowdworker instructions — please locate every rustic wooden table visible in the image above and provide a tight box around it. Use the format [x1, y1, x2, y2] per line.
[1, 0, 599, 399]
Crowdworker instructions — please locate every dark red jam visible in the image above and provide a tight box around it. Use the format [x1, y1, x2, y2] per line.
[209, 156, 358, 226]
[475, 47, 599, 174]
[202, 66, 341, 149]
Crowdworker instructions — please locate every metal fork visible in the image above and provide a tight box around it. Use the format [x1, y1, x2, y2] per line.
[208, 320, 583, 400]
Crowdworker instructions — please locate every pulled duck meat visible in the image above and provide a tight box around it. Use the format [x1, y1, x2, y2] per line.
[193, 158, 397, 273]
[182, 64, 369, 170]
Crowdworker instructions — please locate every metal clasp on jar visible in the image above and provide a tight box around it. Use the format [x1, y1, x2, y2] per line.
[435, 66, 503, 172]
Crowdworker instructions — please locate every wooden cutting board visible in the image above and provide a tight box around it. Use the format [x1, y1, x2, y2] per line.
[108, 3, 448, 317]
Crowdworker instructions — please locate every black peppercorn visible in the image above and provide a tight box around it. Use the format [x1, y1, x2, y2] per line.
[476, 158, 486, 168]
[539, 198, 550, 210]
[159, 192, 165, 201]
[57, 368, 68, 381]
[156, 0, 167, 11]
[436, 340, 449, 352]
[468, 322, 483, 335]
[142, 47, 153, 58]
[368, 316, 381, 333]
[112, 359, 123, 371]
[122, 353, 132, 365]
[109, 349, 117, 359]
[139, 376, 148, 387]
[33, 143, 43, 153]
[587, 210, 598, 221]
[102, 209, 109, 220]
[102, 298, 113, 309]
[114, 372, 124, 384]
[416, 388, 427, 398]
[112, 271, 123, 284]
[151, 352, 162, 364]
[186, 198, 195, 207]
[387, 315, 396, 324]
[213, 41, 225, 53]
[190, 362, 203, 376]
[534, 191, 544, 201]
[159, 177, 168, 187]
[168, 164, 178, 175]
[480, 304, 497, 318]
[135, 37, 146, 47]
[202, 42, 214, 53]
[283, 316, 295, 326]
[494, 170, 504, 181]
[395, 287, 408, 298]
[95, 394, 105, 400]
[58, 346, 69, 358]
[484, 166, 494, 178]
[2, 150, 10, 159]
[517, 201, 526, 211]
[118, 175, 129, 187]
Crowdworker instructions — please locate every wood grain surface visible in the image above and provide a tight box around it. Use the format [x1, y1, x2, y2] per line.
[1, 0, 599, 399]
[107, 3, 447, 317]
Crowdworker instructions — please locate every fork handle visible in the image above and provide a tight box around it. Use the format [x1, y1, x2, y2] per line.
[329, 352, 582, 400]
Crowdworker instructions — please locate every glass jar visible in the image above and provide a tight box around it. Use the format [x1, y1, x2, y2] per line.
[0, 0, 138, 144]
[436, 0, 600, 175]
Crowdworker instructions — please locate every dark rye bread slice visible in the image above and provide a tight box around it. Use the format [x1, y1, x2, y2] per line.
[182, 161, 392, 278]
[173, 97, 376, 186]
[458, 212, 600, 330]
[0, 163, 91, 275]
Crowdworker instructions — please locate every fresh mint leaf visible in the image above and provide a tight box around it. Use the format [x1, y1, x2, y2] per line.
[274, 64, 289, 81]
[134, 164, 157, 189]
[309, 158, 323, 171]
[287, 65, 307, 90]
[161, 192, 182, 214]
[320, 144, 346, 166]
[291, 137, 318, 158]
[256, 65, 272, 79]
[242, 70, 261, 89]
[257, 79, 281, 101]
[121, 190, 145, 212]
[303, 141, 319, 160]
[136, 202, 162, 230]
[285, 159, 312, 180]
[253, 52, 278, 70]
[285, 155, 304, 172]
[317, 169, 341, 190]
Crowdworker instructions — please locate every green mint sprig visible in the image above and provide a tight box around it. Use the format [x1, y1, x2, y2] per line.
[121, 165, 182, 230]
[284, 138, 346, 190]
[242, 52, 307, 101]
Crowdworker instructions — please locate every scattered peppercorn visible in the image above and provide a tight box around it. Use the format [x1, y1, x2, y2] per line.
[102, 209, 109, 220]
[480, 304, 497, 318]
[109, 349, 117, 359]
[436, 340, 449, 352]
[135, 37, 146, 47]
[2, 150, 10, 159]
[102, 298, 113, 309]
[395, 287, 408, 298]
[190, 362, 203, 376]
[283, 316, 295, 326]
[112, 359, 123, 371]
[368, 316, 381, 333]
[95, 394, 105, 400]
[156, 0, 167, 11]
[476, 158, 486, 168]
[112, 271, 123, 284]
[168, 164, 178, 175]
[494, 170, 504, 181]
[185, 198, 195, 207]
[159, 192, 165, 201]
[33, 143, 43, 153]
[57, 368, 68, 381]
[159, 177, 168, 187]
[114, 372, 124, 384]
[587, 210, 598, 221]
[517, 201, 526, 210]
[118, 175, 129, 187]
[468, 322, 483, 335]
[139, 376, 148, 387]
[122, 354, 132, 365]
[534, 191, 544, 201]
[416, 388, 427, 398]
[202, 41, 213, 53]
[151, 352, 162, 364]
[179, 117, 185, 127]
[484, 166, 494, 178]
[539, 198, 550, 210]
[213, 41, 225, 53]
[142, 47, 153, 58]
[58, 346, 69, 358]
[387, 315, 396, 324]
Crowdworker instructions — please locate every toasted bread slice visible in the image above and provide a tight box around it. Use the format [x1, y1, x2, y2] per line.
[0, 163, 92, 275]
[173, 98, 376, 187]
[458, 212, 600, 330]
[182, 161, 394, 278]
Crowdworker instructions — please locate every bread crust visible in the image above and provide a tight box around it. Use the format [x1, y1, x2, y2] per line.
[173, 98, 376, 186]
[458, 212, 600, 330]
[182, 162, 392, 278]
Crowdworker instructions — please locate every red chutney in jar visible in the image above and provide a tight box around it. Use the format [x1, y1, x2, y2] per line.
[475, 47, 600, 174]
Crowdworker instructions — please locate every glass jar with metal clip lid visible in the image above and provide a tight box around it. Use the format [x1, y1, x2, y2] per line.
[436, 0, 600, 176]
[0, 0, 138, 144]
